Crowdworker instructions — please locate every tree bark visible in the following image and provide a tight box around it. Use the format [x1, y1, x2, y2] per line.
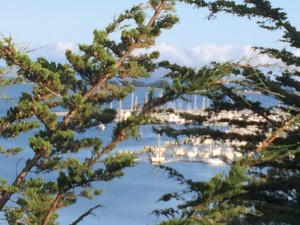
[42, 190, 65, 225]
[0, 153, 41, 210]
[40, 2, 167, 224]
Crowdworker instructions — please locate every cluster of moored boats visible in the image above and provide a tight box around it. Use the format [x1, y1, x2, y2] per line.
[147, 137, 244, 165]
[90, 106, 287, 166]
[146, 108, 288, 165]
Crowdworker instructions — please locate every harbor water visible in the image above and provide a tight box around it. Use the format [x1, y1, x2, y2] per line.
[0, 84, 277, 224]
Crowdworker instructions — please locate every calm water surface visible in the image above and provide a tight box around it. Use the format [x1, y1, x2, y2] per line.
[0, 84, 275, 224]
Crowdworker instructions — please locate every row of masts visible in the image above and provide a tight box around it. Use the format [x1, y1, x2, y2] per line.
[115, 92, 209, 112]
[54, 93, 209, 125]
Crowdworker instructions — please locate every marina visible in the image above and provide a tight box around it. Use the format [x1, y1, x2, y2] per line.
[117, 135, 244, 165]
[0, 84, 280, 224]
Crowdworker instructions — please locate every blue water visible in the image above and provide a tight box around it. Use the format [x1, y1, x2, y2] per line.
[0, 84, 275, 224]
[0, 127, 228, 225]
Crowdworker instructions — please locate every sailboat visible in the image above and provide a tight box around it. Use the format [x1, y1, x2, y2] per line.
[201, 138, 225, 165]
[198, 148, 210, 159]
[150, 149, 166, 164]
[187, 146, 198, 158]
[97, 123, 105, 131]
[204, 157, 225, 165]
[222, 146, 235, 162]
[150, 134, 166, 164]
[173, 146, 185, 156]
[136, 126, 143, 140]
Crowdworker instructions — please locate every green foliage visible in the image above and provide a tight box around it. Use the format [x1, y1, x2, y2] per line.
[5, 178, 59, 225]
[1, 1, 299, 224]
[104, 153, 135, 175]
[159, 218, 197, 225]
[0, 147, 23, 156]
[153, 1, 300, 225]
[69, 204, 101, 225]
[0, 1, 180, 224]
[29, 136, 52, 157]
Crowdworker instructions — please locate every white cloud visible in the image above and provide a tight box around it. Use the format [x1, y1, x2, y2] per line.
[137, 43, 284, 68]
[136, 43, 254, 67]
[189, 44, 237, 63]
[28, 41, 78, 62]
[241, 45, 283, 67]
[54, 41, 76, 53]
[28, 41, 286, 68]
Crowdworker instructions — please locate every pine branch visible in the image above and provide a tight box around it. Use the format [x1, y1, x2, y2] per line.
[0, 153, 41, 210]
[256, 112, 300, 152]
[41, 190, 66, 225]
[63, 1, 167, 126]
[37, 81, 62, 98]
[39, 3, 171, 224]
[69, 205, 101, 225]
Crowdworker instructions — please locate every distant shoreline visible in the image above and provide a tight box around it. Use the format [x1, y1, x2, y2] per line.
[1, 82, 262, 95]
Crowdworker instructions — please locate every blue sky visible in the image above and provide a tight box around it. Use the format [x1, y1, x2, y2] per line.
[1, 0, 299, 66]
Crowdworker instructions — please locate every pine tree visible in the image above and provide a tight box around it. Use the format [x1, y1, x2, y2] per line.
[0, 1, 179, 224]
[153, 1, 300, 224]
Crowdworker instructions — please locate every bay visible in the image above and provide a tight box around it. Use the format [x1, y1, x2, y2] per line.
[0, 84, 275, 224]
